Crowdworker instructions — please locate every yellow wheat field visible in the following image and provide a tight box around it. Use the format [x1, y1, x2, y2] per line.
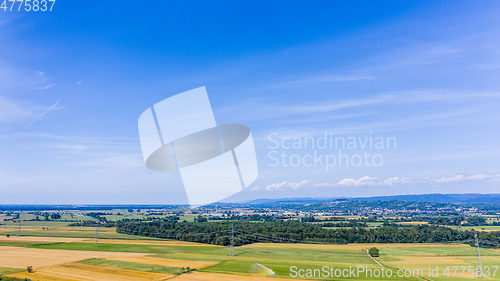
[0, 236, 87, 243]
[9, 263, 173, 281]
[80, 238, 221, 247]
[0, 246, 144, 268]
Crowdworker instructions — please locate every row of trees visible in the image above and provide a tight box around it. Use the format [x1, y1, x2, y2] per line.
[68, 221, 116, 227]
[423, 215, 487, 226]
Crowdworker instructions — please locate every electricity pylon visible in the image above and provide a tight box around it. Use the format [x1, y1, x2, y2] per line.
[95, 223, 99, 244]
[230, 222, 234, 256]
[474, 230, 484, 279]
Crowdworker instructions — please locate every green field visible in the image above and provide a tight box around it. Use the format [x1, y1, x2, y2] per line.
[77, 258, 182, 274]
[0, 218, 162, 240]
[33, 242, 219, 254]
[448, 225, 500, 232]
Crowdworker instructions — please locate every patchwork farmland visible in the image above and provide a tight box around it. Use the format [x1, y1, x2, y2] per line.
[1, 210, 499, 280]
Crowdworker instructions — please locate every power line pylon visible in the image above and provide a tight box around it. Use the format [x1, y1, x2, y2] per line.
[17, 218, 21, 237]
[95, 223, 99, 244]
[230, 222, 234, 256]
[474, 230, 484, 279]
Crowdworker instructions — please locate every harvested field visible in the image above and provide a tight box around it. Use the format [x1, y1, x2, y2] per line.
[0, 236, 87, 243]
[80, 238, 219, 247]
[8, 263, 173, 281]
[0, 246, 144, 268]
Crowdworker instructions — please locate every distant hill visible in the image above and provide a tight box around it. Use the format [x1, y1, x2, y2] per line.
[244, 193, 500, 205]
[353, 193, 500, 205]
[245, 197, 332, 204]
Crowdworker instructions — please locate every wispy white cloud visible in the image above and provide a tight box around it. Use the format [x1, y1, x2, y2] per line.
[1, 131, 143, 172]
[255, 177, 408, 191]
[268, 74, 376, 88]
[335, 176, 408, 187]
[257, 180, 309, 191]
[0, 64, 61, 124]
[436, 174, 490, 183]
[0, 63, 49, 91]
[315, 75, 376, 82]
[29, 98, 61, 126]
[334, 173, 495, 187]
[77, 154, 144, 170]
[0, 132, 137, 146]
[0, 96, 32, 122]
[220, 88, 500, 130]
[255, 172, 499, 192]
[371, 44, 462, 70]
[286, 95, 392, 115]
[48, 143, 88, 151]
[40, 83, 56, 90]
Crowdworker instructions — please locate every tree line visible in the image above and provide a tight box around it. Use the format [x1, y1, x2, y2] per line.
[116, 220, 489, 246]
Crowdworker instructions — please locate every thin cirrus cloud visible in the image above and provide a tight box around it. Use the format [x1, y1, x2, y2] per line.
[436, 174, 491, 183]
[0, 65, 47, 90]
[40, 83, 56, 90]
[47, 143, 89, 151]
[28, 98, 61, 126]
[267, 74, 377, 88]
[0, 64, 61, 124]
[222, 88, 500, 127]
[0, 96, 32, 123]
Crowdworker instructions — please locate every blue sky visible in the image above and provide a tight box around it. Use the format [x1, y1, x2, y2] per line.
[1, 1, 500, 204]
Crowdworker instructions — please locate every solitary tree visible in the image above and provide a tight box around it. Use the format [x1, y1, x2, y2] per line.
[27, 265, 34, 273]
[369, 247, 380, 257]
[50, 213, 61, 220]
